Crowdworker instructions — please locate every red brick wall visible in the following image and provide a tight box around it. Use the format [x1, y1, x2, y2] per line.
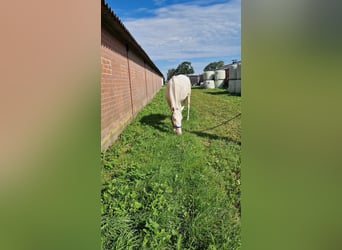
[101, 27, 162, 150]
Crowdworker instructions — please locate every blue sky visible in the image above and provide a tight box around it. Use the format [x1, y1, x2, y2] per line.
[105, 0, 241, 78]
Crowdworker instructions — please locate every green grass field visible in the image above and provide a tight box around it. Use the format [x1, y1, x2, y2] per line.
[101, 87, 241, 249]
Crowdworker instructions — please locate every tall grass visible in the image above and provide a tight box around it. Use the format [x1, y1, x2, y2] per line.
[101, 87, 241, 249]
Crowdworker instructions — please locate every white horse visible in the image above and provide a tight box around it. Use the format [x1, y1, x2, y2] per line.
[165, 74, 191, 135]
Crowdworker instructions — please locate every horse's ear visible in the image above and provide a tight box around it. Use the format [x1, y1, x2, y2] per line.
[181, 106, 184, 111]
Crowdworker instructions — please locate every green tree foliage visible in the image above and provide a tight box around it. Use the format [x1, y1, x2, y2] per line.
[167, 68, 176, 81]
[167, 61, 195, 80]
[175, 61, 194, 75]
[203, 61, 225, 71]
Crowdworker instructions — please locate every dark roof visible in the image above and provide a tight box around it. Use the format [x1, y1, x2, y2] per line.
[102, 0, 163, 77]
[223, 60, 241, 69]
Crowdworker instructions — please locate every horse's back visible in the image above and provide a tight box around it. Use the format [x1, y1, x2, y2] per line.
[166, 75, 191, 106]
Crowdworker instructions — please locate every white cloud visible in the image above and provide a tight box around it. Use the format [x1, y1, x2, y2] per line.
[122, 0, 241, 75]
[153, 0, 166, 6]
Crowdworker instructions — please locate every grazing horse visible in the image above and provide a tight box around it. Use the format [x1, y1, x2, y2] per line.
[165, 74, 191, 135]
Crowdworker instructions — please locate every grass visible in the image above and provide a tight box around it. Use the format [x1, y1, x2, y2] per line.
[101, 87, 241, 250]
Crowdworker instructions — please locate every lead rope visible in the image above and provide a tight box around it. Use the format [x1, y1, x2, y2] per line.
[186, 112, 241, 133]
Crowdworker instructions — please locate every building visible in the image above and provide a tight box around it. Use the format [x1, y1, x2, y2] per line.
[222, 60, 241, 82]
[101, 0, 163, 150]
[187, 74, 201, 86]
[223, 60, 241, 94]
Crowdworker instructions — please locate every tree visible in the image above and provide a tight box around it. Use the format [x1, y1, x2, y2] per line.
[167, 61, 195, 80]
[167, 68, 176, 81]
[175, 61, 194, 75]
[203, 61, 224, 71]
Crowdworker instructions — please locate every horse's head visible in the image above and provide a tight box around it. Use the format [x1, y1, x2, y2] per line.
[171, 106, 184, 135]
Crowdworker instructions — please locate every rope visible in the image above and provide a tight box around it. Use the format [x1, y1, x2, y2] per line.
[187, 112, 241, 133]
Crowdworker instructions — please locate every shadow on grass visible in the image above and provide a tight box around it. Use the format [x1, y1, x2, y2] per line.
[189, 130, 241, 145]
[139, 113, 170, 133]
[204, 90, 229, 95]
[203, 90, 241, 97]
[140, 114, 241, 145]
